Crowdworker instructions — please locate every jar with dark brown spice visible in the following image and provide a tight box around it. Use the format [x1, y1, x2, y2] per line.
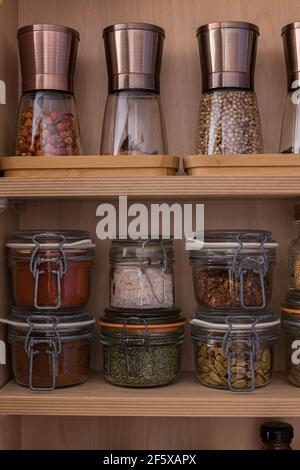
[6, 309, 95, 391]
[196, 22, 263, 154]
[191, 313, 279, 392]
[189, 230, 278, 312]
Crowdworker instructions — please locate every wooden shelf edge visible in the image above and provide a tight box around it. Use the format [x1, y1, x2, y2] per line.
[0, 372, 299, 417]
[0, 175, 300, 199]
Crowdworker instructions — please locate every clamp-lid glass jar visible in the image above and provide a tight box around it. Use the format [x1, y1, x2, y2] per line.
[281, 298, 300, 387]
[99, 309, 185, 387]
[189, 230, 278, 312]
[15, 24, 82, 156]
[287, 205, 300, 292]
[110, 239, 174, 309]
[6, 309, 95, 391]
[196, 22, 263, 154]
[191, 313, 279, 391]
[7, 230, 95, 310]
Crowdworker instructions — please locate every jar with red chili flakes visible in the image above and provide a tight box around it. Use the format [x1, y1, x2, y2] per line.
[7, 230, 95, 310]
[15, 24, 82, 156]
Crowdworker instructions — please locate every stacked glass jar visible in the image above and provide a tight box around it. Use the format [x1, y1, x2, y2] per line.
[189, 230, 280, 392]
[4, 231, 95, 391]
[282, 205, 300, 387]
[99, 239, 185, 387]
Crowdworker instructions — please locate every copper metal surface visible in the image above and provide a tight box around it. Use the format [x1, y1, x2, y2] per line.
[103, 22, 165, 93]
[197, 21, 259, 91]
[17, 24, 80, 93]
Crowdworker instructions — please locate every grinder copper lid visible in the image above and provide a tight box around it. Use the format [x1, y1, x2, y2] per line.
[103, 22, 165, 93]
[196, 20, 259, 91]
[17, 23, 80, 93]
[282, 22, 300, 90]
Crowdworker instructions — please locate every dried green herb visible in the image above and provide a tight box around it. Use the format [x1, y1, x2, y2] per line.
[103, 343, 181, 387]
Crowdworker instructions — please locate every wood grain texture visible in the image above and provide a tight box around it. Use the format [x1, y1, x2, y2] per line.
[0, 372, 299, 418]
[2, 175, 300, 198]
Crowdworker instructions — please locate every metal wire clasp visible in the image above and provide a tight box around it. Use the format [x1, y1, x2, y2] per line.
[24, 315, 62, 391]
[230, 232, 269, 310]
[222, 315, 260, 392]
[139, 240, 168, 305]
[121, 317, 150, 379]
[30, 232, 68, 310]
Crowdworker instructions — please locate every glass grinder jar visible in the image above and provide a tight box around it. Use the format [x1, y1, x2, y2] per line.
[15, 24, 82, 156]
[280, 23, 300, 153]
[101, 23, 168, 155]
[196, 21, 263, 155]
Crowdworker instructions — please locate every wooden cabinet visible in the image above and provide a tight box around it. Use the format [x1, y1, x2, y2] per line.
[0, 0, 300, 450]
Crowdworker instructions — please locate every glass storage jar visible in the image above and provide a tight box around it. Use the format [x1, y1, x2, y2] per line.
[99, 309, 185, 387]
[15, 24, 82, 156]
[261, 422, 294, 450]
[287, 205, 300, 292]
[280, 23, 300, 153]
[189, 230, 277, 312]
[191, 313, 279, 392]
[196, 22, 263, 155]
[110, 239, 174, 309]
[7, 230, 95, 310]
[100, 23, 168, 155]
[281, 298, 300, 387]
[6, 309, 95, 391]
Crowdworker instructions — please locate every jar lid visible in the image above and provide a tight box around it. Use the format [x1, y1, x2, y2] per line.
[260, 421, 294, 443]
[188, 230, 278, 255]
[3, 310, 95, 332]
[105, 307, 181, 322]
[99, 312, 186, 331]
[197, 21, 260, 36]
[7, 230, 95, 250]
[190, 314, 280, 332]
[110, 238, 173, 260]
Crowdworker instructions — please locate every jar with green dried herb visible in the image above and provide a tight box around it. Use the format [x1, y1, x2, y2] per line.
[281, 301, 300, 387]
[189, 230, 277, 312]
[287, 205, 300, 292]
[99, 309, 185, 388]
[191, 313, 279, 392]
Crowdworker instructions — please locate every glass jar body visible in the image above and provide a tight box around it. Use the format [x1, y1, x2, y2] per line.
[110, 241, 174, 309]
[284, 334, 300, 387]
[280, 90, 300, 153]
[100, 326, 184, 388]
[190, 254, 275, 311]
[287, 227, 300, 291]
[15, 90, 82, 156]
[100, 91, 168, 155]
[196, 88, 263, 155]
[9, 249, 94, 310]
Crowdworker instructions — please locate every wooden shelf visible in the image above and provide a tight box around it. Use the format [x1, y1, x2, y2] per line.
[0, 372, 299, 417]
[0, 175, 300, 199]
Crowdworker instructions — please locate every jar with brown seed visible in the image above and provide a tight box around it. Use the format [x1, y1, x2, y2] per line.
[189, 230, 278, 313]
[191, 313, 279, 392]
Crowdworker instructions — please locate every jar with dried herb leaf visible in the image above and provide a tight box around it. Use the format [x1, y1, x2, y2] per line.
[99, 309, 185, 387]
[7, 309, 95, 391]
[287, 205, 300, 292]
[191, 313, 279, 392]
[189, 230, 277, 312]
[281, 301, 300, 387]
[110, 239, 174, 309]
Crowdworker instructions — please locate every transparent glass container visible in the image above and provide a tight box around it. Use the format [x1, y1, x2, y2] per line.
[100, 91, 168, 155]
[110, 239, 174, 309]
[282, 303, 300, 387]
[196, 88, 263, 155]
[99, 312, 185, 388]
[279, 90, 300, 153]
[287, 208, 300, 292]
[191, 314, 279, 392]
[15, 90, 82, 156]
[189, 230, 277, 312]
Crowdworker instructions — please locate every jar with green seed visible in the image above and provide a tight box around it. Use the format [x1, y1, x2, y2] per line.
[99, 309, 185, 388]
[281, 302, 300, 387]
[191, 313, 279, 392]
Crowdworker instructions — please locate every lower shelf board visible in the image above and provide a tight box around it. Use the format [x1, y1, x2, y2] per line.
[0, 372, 298, 417]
